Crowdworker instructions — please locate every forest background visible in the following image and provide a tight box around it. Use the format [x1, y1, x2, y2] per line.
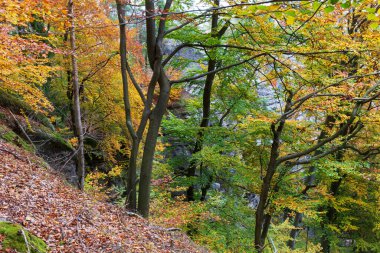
[0, 0, 380, 252]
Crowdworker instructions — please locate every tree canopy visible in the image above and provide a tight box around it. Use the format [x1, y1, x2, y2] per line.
[0, 0, 379, 252]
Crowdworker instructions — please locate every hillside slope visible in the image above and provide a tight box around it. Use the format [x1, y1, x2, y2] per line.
[0, 141, 205, 253]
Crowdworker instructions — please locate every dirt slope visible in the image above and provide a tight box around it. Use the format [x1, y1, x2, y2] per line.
[0, 142, 205, 253]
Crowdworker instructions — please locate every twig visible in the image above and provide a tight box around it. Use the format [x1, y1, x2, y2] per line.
[61, 147, 80, 169]
[126, 211, 144, 219]
[148, 225, 181, 232]
[76, 216, 88, 253]
[268, 236, 277, 253]
[20, 228, 31, 253]
[166, 227, 181, 232]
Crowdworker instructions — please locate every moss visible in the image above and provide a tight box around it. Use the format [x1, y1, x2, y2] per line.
[0, 222, 48, 253]
[0, 111, 6, 120]
[52, 132, 73, 150]
[0, 90, 55, 131]
[0, 125, 34, 152]
[0, 90, 33, 114]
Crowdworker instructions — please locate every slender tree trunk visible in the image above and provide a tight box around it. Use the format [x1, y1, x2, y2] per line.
[321, 176, 345, 253]
[186, 139, 202, 201]
[138, 73, 171, 217]
[254, 127, 282, 252]
[255, 95, 293, 252]
[287, 212, 303, 249]
[200, 169, 213, 201]
[186, 0, 225, 201]
[186, 59, 216, 201]
[68, 0, 85, 190]
[125, 140, 139, 210]
[63, 30, 76, 132]
[254, 164, 276, 252]
[136, 0, 173, 217]
[321, 150, 345, 253]
[116, 1, 140, 211]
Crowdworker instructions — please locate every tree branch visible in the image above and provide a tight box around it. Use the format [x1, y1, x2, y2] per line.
[277, 82, 379, 165]
[170, 53, 267, 84]
[125, 55, 146, 103]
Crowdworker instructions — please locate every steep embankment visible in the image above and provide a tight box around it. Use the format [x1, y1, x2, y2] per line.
[0, 142, 205, 253]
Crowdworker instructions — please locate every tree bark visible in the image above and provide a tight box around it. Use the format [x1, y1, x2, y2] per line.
[116, 1, 140, 211]
[287, 212, 303, 249]
[138, 72, 171, 217]
[137, 0, 173, 218]
[186, 58, 217, 201]
[254, 95, 293, 252]
[186, 0, 226, 201]
[321, 176, 345, 253]
[68, 0, 85, 190]
[254, 122, 284, 252]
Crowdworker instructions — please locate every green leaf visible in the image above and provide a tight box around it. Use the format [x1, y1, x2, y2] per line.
[369, 22, 378, 29]
[286, 16, 295, 25]
[340, 1, 351, 8]
[313, 2, 322, 10]
[300, 9, 312, 15]
[256, 5, 268, 10]
[366, 7, 376, 13]
[330, 0, 339, 4]
[324, 6, 335, 13]
[367, 13, 378, 21]
[274, 11, 282, 18]
[285, 10, 296, 17]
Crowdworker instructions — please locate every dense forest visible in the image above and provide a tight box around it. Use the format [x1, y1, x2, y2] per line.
[0, 0, 379, 252]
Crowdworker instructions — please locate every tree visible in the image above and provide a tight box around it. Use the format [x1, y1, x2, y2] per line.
[0, 0, 63, 113]
[158, 1, 380, 250]
[283, 2, 380, 250]
[115, 0, 174, 217]
[67, 0, 86, 190]
[185, 0, 230, 201]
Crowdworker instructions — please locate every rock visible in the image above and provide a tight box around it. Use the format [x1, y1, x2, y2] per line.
[0, 221, 48, 253]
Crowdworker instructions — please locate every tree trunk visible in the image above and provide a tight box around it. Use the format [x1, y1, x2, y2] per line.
[186, 0, 223, 201]
[125, 140, 139, 210]
[254, 95, 293, 252]
[254, 127, 282, 252]
[116, 1, 140, 211]
[135, 0, 173, 218]
[254, 165, 275, 252]
[321, 150, 345, 253]
[63, 30, 76, 133]
[185, 58, 219, 201]
[321, 176, 344, 253]
[287, 212, 303, 249]
[200, 168, 213, 201]
[68, 0, 85, 190]
[138, 72, 170, 217]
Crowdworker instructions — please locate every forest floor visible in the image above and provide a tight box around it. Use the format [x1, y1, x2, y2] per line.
[0, 141, 206, 252]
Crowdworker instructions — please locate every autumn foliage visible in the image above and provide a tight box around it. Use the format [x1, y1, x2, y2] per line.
[0, 0, 380, 252]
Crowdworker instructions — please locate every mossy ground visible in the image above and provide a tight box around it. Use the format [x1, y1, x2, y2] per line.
[0, 125, 34, 152]
[0, 222, 47, 253]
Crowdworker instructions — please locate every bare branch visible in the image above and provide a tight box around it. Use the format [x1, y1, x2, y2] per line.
[125, 56, 146, 103]
[277, 82, 380, 165]
[80, 52, 118, 85]
[170, 53, 267, 84]
[164, 12, 209, 35]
